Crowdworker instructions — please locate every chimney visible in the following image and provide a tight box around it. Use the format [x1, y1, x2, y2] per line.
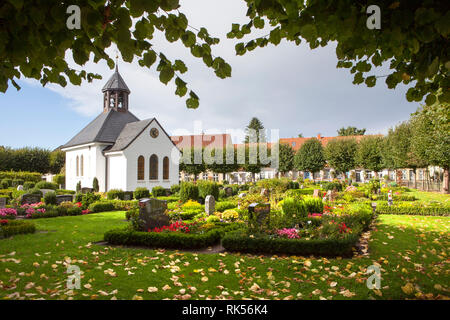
[317, 133, 322, 139]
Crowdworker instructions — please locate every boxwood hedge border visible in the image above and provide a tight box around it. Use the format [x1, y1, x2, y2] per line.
[0, 220, 36, 238]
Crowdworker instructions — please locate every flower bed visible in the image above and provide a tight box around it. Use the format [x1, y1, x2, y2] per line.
[0, 220, 36, 238]
[0, 208, 17, 220]
[104, 223, 241, 249]
[376, 202, 450, 216]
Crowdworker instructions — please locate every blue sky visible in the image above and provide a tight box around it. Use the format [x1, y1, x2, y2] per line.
[0, 0, 420, 150]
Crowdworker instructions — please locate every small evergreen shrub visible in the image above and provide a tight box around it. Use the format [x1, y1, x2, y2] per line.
[35, 181, 58, 190]
[0, 220, 36, 238]
[215, 201, 238, 212]
[89, 201, 115, 213]
[81, 192, 101, 208]
[179, 182, 199, 202]
[92, 177, 99, 192]
[134, 187, 150, 199]
[23, 181, 35, 190]
[12, 179, 24, 187]
[170, 184, 180, 194]
[67, 207, 82, 216]
[151, 186, 166, 197]
[1, 179, 12, 188]
[44, 191, 57, 205]
[303, 196, 324, 214]
[107, 189, 124, 200]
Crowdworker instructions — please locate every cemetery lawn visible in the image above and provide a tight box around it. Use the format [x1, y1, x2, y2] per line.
[405, 189, 450, 202]
[0, 212, 449, 300]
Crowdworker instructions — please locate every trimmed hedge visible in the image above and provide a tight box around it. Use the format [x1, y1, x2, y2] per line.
[89, 201, 115, 213]
[157, 196, 180, 203]
[44, 191, 57, 205]
[198, 181, 220, 200]
[180, 182, 199, 202]
[215, 201, 238, 212]
[0, 220, 36, 238]
[107, 189, 124, 200]
[222, 230, 359, 257]
[151, 186, 166, 197]
[105, 224, 241, 249]
[373, 194, 417, 201]
[134, 187, 150, 200]
[35, 181, 58, 190]
[105, 227, 223, 249]
[0, 171, 42, 183]
[376, 202, 450, 216]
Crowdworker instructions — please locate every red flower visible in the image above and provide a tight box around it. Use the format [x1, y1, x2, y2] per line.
[0, 219, 8, 225]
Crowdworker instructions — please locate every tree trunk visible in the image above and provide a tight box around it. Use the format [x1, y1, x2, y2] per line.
[443, 168, 449, 194]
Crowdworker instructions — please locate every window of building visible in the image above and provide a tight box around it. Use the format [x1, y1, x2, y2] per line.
[163, 156, 169, 180]
[402, 170, 407, 180]
[137, 156, 145, 180]
[80, 155, 84, 177]
[76, 156, 79, 176]
[202, 173, 208, 180]
[149, 154, 158, 180]
[213, 173, 219, 181]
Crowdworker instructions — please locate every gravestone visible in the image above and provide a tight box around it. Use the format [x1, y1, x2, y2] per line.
[238, 193, 247, 198]
[21, 194, 42, 205]
[56, 195, 73, 205]
[81, 187, 94, 194]
[0, 197, 6, 209]
[16, 185, 23, 191]
[205, 195, 215, 215]
[225, 187, 233, 197]
[248, 203, 270, 227]
[300, 185, 304, 189]
[123, 191, 134, 201]
[313, 189, 320, 198]
[138, 198, 169, 231]
[40, 189, 54, 197]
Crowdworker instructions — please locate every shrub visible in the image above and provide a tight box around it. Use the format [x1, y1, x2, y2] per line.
[156, 196, 180, 203]
[0, 171, 42, 182]
[55, 189, 76, 195]
[181, 200, 203, 211]
[323, 181, 343, 192]
[53, 174, 65, 187]
[1, 179, 12, 188]
[221, 209, 239, 221]
[256, 178, 290, 193]
[179, 182, 199, 202]
[92, 177, 99, 192]
[198, 181, 220, 200]
[126, 208, 139, 221]
[107, 189, 124, 200]
[44, 191, 57, 205]
[23, 181, 35, 190]
[104, 225, 239, 249]
[206, 215, 220, 223]
[28, 188, 43, 197]
[81, 192, 101, 209]
[74, 193, 83, 203]
[89, 201, 115, 213]
[303, 196, 324, 214]
[134, 187, 150, 199]
[0, 220, 36, 238]
[67, 207, 82, 216]
[151, 186, 166, 197]
[12, 179, 24, 187]
[35, 181, 58, 190]
[280, 197, 307, 218]
[222, 230, 359, 257]
[215, 201, 238, 212]
[76, 181, 81, 192]
[170, 184, 180, 194]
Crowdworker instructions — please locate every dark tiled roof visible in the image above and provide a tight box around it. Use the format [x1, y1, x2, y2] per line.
[62, 110, 140, 149]
[102, 68, 130, 93]
[106, 119, 154, 152]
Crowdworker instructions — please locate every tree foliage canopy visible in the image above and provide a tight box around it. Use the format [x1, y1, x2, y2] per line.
[338, 126, 366, 136]
[244, 117, 266, 143]
[355, 135, 384, 173]
[0, 0, 231, 109]
[277, 143, 295, 174]
[324, 138, 358, 174]
[294, 138, 325, 173]
[229, 0, 450, 105]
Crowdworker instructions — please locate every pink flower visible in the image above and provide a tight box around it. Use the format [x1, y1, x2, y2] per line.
[0, 208, 17, 217]
[277, 228, 300, 239]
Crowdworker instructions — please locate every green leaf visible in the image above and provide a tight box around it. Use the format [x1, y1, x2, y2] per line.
[425, 94, 436, 106]
[159, 66, 174, 84]
[142, 51, 157, 67]
[269, 28, 281, 45]
[173, 60, 187, 73]
[365, 76, 376, 87]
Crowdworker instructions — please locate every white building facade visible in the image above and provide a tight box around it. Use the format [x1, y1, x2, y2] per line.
[61, 67, 180, 192]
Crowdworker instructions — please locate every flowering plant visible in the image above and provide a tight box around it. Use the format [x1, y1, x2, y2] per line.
[0, 219, 8, 225]
[150, 221, 192, 233]
[338, 222, 352, 234]
[276, 228, 300, 239]
[21, 202, 44, 209]
[0, 208, 17, 217]
[75, 202, 83, 208]
[82, 209, 91, 215]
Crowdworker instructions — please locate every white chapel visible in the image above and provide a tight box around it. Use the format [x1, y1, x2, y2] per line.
[61, 67, 180, 192]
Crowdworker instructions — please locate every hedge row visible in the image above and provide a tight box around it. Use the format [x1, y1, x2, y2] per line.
[222, 230, 360, 257]
[376, 203, 450, 216]
[0, 220, 36, 238]
[0, 171, 42, 183]
[373, 194, 417, 201]
[104, 228, 222, 249]
[104, 224, 240, 249]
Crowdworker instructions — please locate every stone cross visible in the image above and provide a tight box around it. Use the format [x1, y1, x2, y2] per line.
[205, 195, 215, 215]
[138, 198, 169, 231]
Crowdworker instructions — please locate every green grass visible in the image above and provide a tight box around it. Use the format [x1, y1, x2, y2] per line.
[0, 212, 449, 300]
[405, 189, 450, 202]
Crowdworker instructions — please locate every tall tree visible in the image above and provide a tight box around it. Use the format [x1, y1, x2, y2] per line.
[324, 138, 358, 176]
[179, 147, 206, 181]
[205, 147, 239, 177]
[338, 126, 366, 136]
[411, 103, 450, 193]
[297, 133, 304, 138]
[229, 1, 449, 105]
[49, 150, 66, 174]
[356, 136, 384, 175]
[294, 138, 326, 174]
[244, 117, 266, 143]
[1, 1, 231, 109]
[277, 143, 295, 176]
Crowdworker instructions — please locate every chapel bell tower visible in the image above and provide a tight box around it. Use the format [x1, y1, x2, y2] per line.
[102, 64, 131, 113]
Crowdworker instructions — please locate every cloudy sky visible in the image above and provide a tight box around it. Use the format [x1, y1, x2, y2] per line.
[0, 0, 420, 150]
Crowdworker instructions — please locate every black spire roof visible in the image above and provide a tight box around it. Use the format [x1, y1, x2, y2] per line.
[101, 65, 130, 93]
